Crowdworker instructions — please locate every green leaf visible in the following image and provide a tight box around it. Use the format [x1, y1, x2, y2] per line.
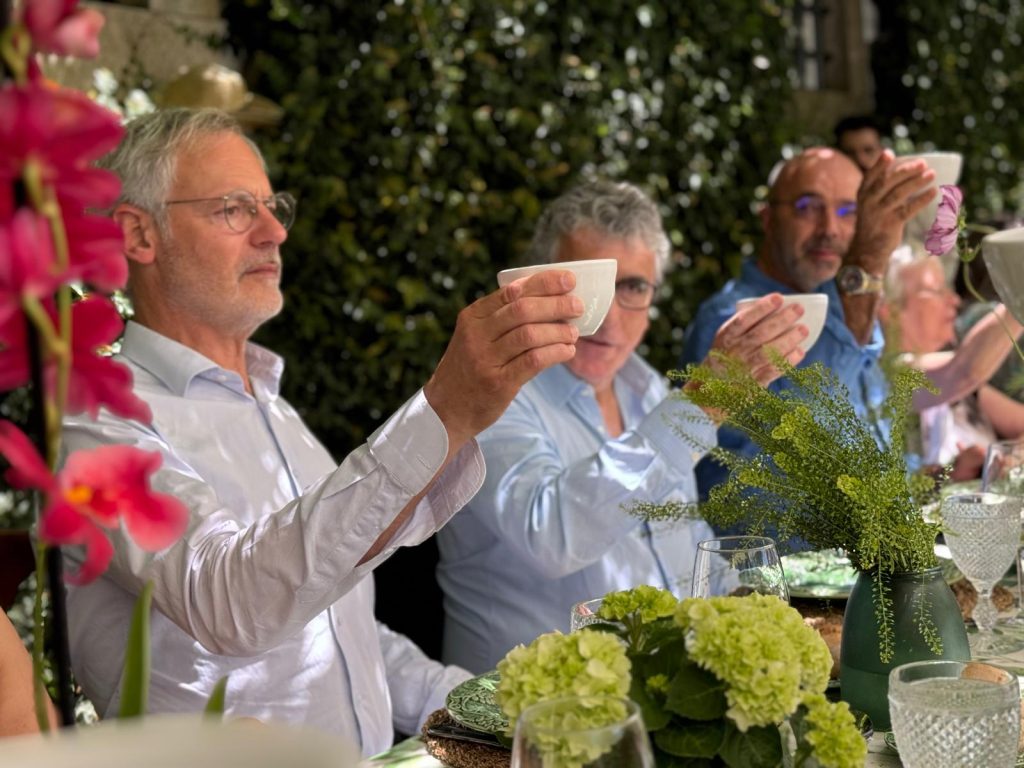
[717, 722, 783, 768]
[653, 753, 716, 768]
[665, 664, 728, 721]
[634, 637, 688, 679]
[654, 721, 725, 758]
[629, 675, 671, 731]
[204, 676, 229, 717]
[119, 581, 153, 719]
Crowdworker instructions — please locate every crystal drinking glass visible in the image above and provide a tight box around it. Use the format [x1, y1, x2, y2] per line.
[570, 598, 604, 632]
[941, 492, 1021, 653]
[691, 536, 789, 602]
[511, 695, 654, 768]
[888, 660, 1020, 768]
[982, 438, 1024, 497]
[982, 438, 1024, 621]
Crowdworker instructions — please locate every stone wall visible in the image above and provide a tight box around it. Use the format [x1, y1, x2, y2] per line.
[42, 1, 229, 94]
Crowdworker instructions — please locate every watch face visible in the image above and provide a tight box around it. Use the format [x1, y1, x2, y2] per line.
[838, 267, 863, 293]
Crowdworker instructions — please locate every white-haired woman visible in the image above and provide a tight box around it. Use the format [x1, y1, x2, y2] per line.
[881, 254, 1024, 479]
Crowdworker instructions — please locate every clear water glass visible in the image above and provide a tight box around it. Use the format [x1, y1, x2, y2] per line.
[570, 598, 604, 632]
[942, 492, 1020, 651]
[692, 536, 790, 602]
[983, 438, 1024, 497]
[983, 439, 1024, 614]
[888, 660, 1020, 768]
[511, 695, 654, 768]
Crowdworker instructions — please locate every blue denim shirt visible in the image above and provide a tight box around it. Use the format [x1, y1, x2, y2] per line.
[437, 356, 719, 673]
[680, 259, 890, 502]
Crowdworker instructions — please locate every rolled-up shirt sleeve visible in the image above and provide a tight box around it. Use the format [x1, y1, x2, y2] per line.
[62, 388, 484, 657]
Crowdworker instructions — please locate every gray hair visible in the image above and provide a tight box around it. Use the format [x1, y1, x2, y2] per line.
[884, 246, 927, 304]
[526, 180, 672, 281]
[99, 108, 264, 233]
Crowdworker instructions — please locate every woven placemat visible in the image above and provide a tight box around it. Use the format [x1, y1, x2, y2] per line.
[421, 708, 510, 768]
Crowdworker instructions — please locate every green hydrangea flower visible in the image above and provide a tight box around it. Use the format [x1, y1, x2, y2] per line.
[645, 673, 670, 696]
[801, 693, 868, 768]
[598, 585, 679, 623]
[496, 631, 631, 733]
[675, 594, 832, 731]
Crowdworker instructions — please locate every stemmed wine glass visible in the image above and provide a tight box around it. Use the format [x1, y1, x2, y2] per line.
[511, 695, 654, 768]
[981, 438, 1024, 622]
[691, 536, 790, 602]
[941, 492, 1021, 654]
[983, 438, 1024, 496]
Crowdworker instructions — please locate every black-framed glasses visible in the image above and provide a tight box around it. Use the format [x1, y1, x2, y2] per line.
[615, 277, 658, 310]
[772, 194, 857, 221]
[163, 190, 297, 233]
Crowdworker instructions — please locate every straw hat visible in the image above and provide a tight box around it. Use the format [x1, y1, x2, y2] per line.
[157, 63, 283, 127]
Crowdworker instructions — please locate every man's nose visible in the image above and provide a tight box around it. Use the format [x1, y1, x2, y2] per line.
[252, 204, 288, 247]
[816, 205, 842, 238]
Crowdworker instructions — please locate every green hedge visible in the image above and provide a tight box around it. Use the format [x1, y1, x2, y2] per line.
[223, 0, 800, 458]
[896, 0, 1024, 221]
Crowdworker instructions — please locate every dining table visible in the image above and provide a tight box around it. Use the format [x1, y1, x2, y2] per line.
[360, 633, 1024, 768]
[360, 731, 903, 767]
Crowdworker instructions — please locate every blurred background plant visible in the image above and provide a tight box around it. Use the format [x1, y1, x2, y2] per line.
[221, 0, 801, 660]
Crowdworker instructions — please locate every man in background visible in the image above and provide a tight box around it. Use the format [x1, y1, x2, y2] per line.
[438, 180, 809, 673]
[681, 147, 935, 502]
[834, 114, 886, 173]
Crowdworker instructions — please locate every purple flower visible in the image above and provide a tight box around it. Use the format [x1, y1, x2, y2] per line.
[924, 184, 963, 256]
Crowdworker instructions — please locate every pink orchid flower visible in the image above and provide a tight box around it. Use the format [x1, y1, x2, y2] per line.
[0, 295, 152, 423]
[20, 0, 105, 59]
[0, 420, 188, 584]
[0, 208, 65, 330]
[0, 83, 123, 222]
[62, 210, 128, 292]
[924, 184, 963, 257]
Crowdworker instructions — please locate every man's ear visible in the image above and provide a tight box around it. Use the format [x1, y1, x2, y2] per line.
[112, 204, 159, 265]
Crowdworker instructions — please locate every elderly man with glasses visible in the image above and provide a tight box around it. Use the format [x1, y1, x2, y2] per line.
[61, 108, 588, 752]
[680, 147, 937, 504]
[436, 180, 809, 673]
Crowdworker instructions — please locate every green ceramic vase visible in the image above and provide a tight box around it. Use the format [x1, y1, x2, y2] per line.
[839, 567, 969, 731]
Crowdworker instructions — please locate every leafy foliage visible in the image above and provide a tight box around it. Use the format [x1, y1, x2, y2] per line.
[221, 0, 799, 455]
[510, 589, 864, 768]
[895, 1, 1024, 221]
[654, 357, 943, 661]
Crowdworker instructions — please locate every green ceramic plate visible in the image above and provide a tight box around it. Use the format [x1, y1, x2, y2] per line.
[445, 671, 508, 735]
[783, 549, 858, 599]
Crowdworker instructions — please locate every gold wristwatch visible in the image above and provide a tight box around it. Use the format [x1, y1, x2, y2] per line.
[836, 265, 884, 295]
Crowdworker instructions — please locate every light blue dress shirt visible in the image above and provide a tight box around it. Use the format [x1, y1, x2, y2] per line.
[437, 356, 717, 673]
[62, 322, 480, 755]
[680, 259, 890, 502]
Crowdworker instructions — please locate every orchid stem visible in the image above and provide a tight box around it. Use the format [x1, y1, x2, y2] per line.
[31, 539, 48, 732]
[25, 317, 75, 727]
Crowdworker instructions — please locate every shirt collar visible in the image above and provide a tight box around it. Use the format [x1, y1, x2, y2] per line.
[121, 321, 285, 398]
[535, 354, 660, 406]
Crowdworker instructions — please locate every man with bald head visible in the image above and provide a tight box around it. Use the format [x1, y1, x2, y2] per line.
[681, 148, 936, 502]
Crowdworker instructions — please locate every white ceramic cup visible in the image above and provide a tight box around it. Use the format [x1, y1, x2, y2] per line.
[896, 152, 963, 244]
[735, 293, 828, 353]
[982, 226, 1024, 326]
[497, 258, 617, 336]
